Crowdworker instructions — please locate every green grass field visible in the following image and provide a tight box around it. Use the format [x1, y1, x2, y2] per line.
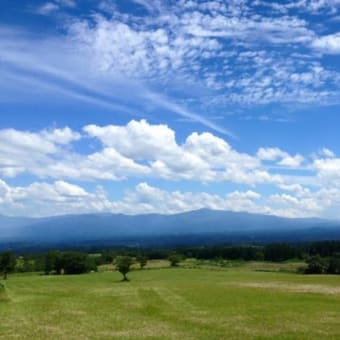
[1, 263, 340, 339]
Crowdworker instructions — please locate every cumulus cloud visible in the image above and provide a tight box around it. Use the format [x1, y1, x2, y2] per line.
[257, 147, 304, 168]
[257, 147, 287, 161]
[0, 127, 81, 178]
[0, 119, 335, 188]
[314, 157, 340, 186]
[0, 118, 339, 218]
[0, 179, 265, 217]
[0, 179, 110, 217]
[2, 178, 340, 219]
[83, 120, 269, 183]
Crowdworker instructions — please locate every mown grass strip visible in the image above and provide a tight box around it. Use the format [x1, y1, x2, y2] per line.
[0, 282, 9, 302]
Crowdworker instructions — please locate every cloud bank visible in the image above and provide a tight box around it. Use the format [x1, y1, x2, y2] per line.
[0, 120, 340, 218]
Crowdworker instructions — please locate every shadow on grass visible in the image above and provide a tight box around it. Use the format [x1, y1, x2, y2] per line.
[112, 278, 131, 284]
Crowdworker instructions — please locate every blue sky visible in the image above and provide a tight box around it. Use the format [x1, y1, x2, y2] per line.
[0, 0, 340, 218]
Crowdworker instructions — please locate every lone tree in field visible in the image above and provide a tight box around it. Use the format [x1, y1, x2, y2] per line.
[115, 256, 133, 281]
[137, 255, 147, 269]
[0, 251, 16, 280]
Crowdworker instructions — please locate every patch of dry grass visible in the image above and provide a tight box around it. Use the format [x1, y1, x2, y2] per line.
[231, 281, 340, 295]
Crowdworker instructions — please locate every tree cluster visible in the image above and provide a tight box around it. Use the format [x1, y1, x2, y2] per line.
[305, 253, 340, 274]
[44, 251, 97, 275]
[0, 251, 16, 280]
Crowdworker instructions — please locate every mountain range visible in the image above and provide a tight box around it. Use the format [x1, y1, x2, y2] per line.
[1, 209, 340, 249]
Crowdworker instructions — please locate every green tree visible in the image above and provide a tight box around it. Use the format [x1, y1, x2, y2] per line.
[62, 252, 96, 275]
[137, 255, 147, 269]
[16, 256, 35, 273]
[115, 256, 133, 281]
[327, 253, 340, 274]
[305, 255, 328, 274]
[264, 243, 296, 262]
[44, 250, 63, 275]
[0, 251, 16, 280]
[44, 251, 96, 275]
[168, 254, 181, 267]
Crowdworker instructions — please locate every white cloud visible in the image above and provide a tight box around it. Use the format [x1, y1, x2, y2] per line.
[0, 127, 80, 178]
[0, 179, 111, 217]
[1, 120, 340, 197]
[257, 147, 287, 161]
[42, 127, 81, 145]
[311, 32, 340, 54]
[62, 2, 340, 106]
[180, 10, 314, 44]
[278, 154, 304, 168]
[320, 148, 336, 158]
[2, 178, 340, 218]
[257, 147, 304, 168]
[83, 120, 269, 183]
[113, 182, 265, 215]
[0, 120, 337, 190]
[36, 0, 76, 15]
[314, 157, 340, 186]
[0, 180, 264, 217]
[1, 0, 339, 123]
[257, 0, 340, 14]
[36, 2, 59, 15]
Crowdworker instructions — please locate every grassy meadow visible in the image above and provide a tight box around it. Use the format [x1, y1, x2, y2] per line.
[1, 261, 340, 339]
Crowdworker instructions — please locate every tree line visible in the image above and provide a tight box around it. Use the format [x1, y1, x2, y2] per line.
[2, 241, 340, 279]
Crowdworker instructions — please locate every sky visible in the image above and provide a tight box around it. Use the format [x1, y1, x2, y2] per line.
[0, 0, 340, 218]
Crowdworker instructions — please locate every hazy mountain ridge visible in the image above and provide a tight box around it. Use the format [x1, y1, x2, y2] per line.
[0, 209, 339, 246]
